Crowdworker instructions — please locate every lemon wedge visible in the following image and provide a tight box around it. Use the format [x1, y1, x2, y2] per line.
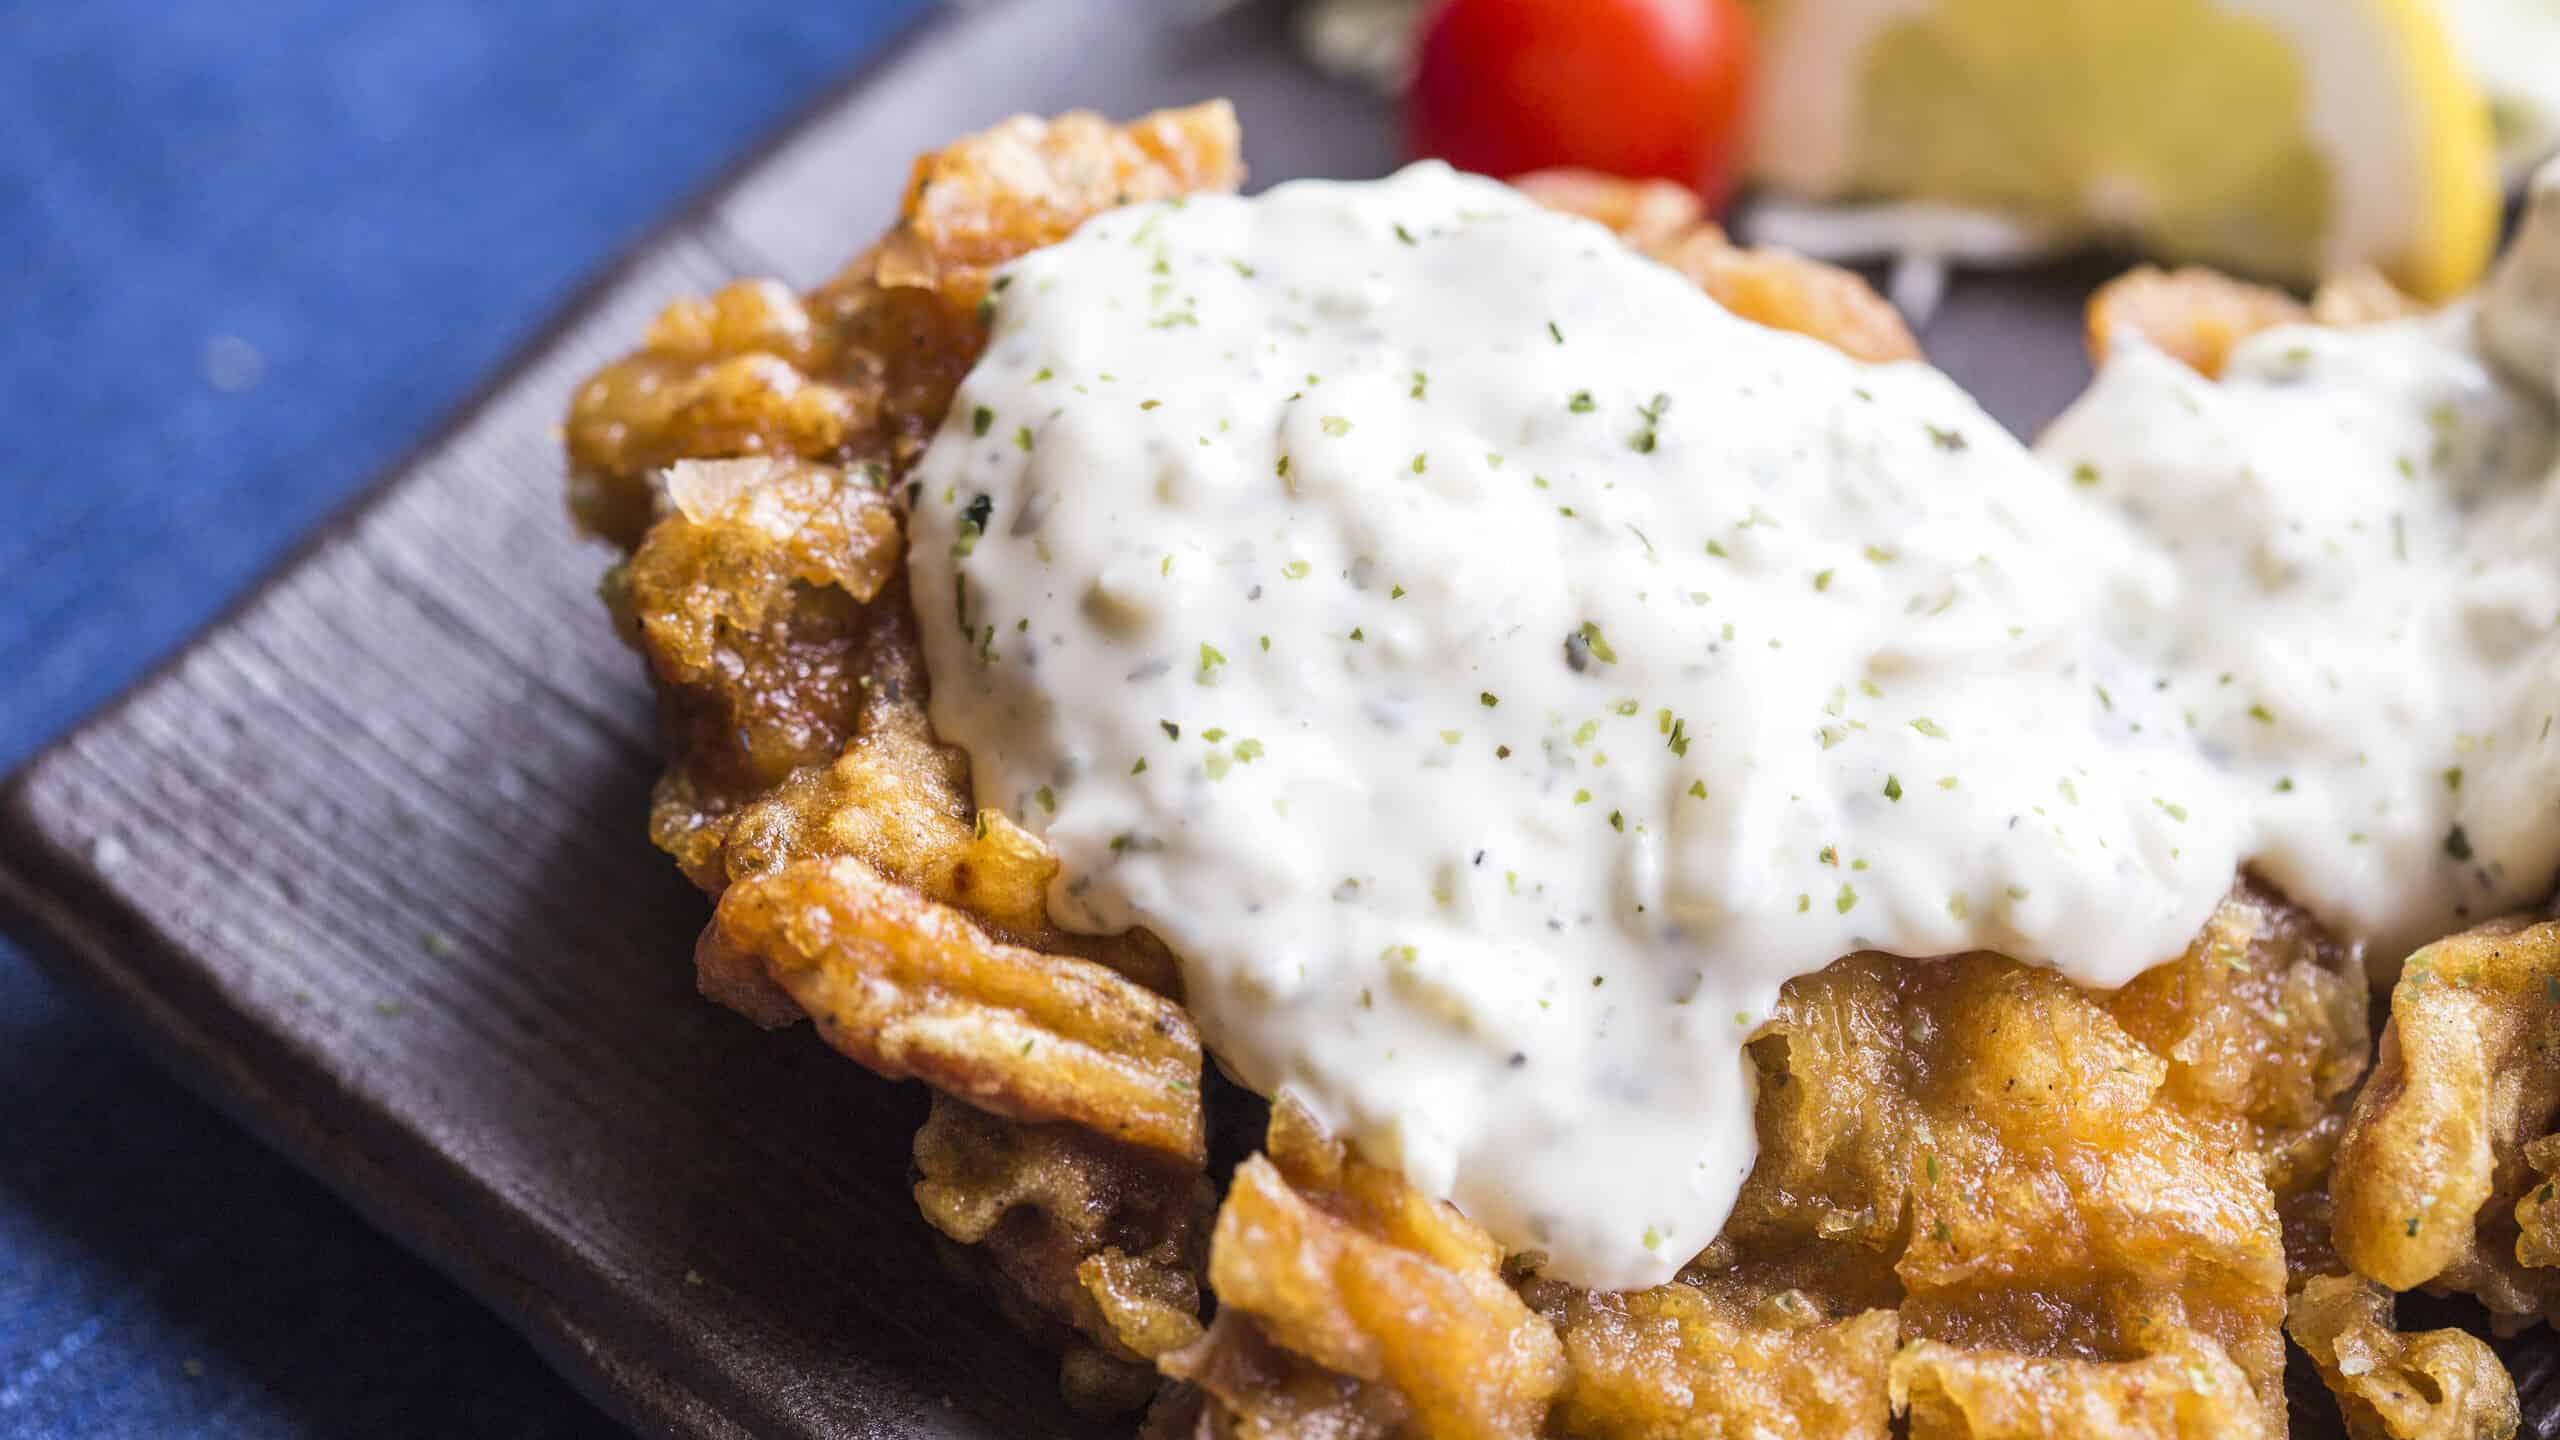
[1743, 0, 2502, 299]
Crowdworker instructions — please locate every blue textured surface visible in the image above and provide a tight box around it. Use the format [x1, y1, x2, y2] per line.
[0, 2, 931, 1433]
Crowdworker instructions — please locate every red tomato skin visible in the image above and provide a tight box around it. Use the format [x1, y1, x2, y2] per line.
[1405, 0, 1755, 209]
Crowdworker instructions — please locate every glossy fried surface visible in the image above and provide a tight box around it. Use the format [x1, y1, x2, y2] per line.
[567, 105, 2553, 1436]
[596, 103, 1242, 911]
[2287, 1276, 2518, 1440]
[576, 103, 1244, 1418]
[1147, 1101, 1569, 1440]
[1192, 1103, 1566, 1440]
[2332, 914, 2560, 1324]
[1516, 169, 1923, 365]
[914, 1095, 1211, 1413]
[1892, 1330, 2265, 1440]
[608, 457, 904, 888]
[566, 105, 1247, 550]
[2086, 265, 2424, 378]
[1531, 1277, 1899, 1439]
[1157, 882, 2371, 1439]
[1725, 880, 2362, 1435]
[700, 856, 1206, 1164]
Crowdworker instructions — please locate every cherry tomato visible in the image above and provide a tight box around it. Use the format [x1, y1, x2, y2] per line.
[1406, 0, 1755, 209]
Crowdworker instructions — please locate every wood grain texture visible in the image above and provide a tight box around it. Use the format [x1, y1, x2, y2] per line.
[1, 2, 2552, 1437]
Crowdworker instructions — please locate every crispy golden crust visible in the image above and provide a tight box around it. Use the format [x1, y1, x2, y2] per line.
[570, 106, 1245, 1421]
[606, 457, 904, 885]
[2086, 266, 2309, 379]
[2085, 265, 2425, 379]
[1531, 1278, 1899, 1439]
[596, 101, 1244, 897]
[1147, 1312, 1404, 1440]
[914, 1096, 1210, 1413]
[2105, 878, 2373, 1276]
[2287, 1276, 2519, 1440]
[1891, 1328, 2269, 1440]
[1508, 170, 1706, 253]
[1515, 169, 1924, 365]
[708, 726, 1185, 995]
[2332, 915, 2560, 1322]
[566, 105, 1246, 550]
[701, 856, 1206, 1165]
[566, 107, 2549, 1436]
[1715, 880, 2359, 1432]
[1159, 884, 2362, 1439]
[1174, 1102, 1565, 1440]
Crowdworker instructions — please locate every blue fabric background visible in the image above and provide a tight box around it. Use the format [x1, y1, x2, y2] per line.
[1, 3, 933, 1433]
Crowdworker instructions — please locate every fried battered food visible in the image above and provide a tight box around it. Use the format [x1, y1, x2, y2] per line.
[607, 457, 903, 887]
[711, 734, 1184, 996]
[1532, 1277, 1899, 1439]
[2287, 1276, 2519, 1440]
[1147, 1312, 1399, 1440]
[596, 104, 1242, 903]
[701, 856, 1205, 1164]
[2310, 267, 2432, 330]
[1721, 881, 2361, 1434]
[2086, 266, 2310, 378]
[1153, 882, 2364, 1440]
[1507, 170, 1705, 253]
[2331, 915, 2560, 1324]
[2086, 265, 2425, 378]
[914, 1096, 1211, 1412]
[567, 105, 1246, 549]
[1891, 1328, 2266, 1440]
[1187, 1101, 1566, 1440]
[563, 104, 2552, 1437]
[571, 105, 1247, 1417]
[2106, 880, 2375, 1274]
[1515, 168, 1924, 364]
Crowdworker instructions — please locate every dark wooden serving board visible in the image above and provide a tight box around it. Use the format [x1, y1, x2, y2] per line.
[2, 1, 2550, 1436]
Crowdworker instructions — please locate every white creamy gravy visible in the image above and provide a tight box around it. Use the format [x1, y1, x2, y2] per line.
[907, 164, 2560, 1291]
[2044, 300, 2560, 966]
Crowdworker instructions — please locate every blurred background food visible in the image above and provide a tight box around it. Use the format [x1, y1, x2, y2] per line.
[1316, 0, 2560, 304]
